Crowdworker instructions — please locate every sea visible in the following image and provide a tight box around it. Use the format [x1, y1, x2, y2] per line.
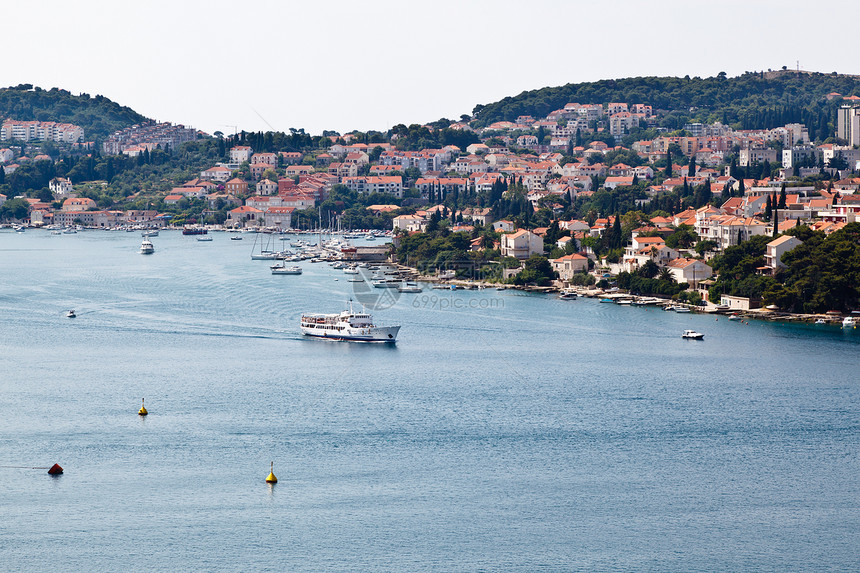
[1, 228, 858, 572]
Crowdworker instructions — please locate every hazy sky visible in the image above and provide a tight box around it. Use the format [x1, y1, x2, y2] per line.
[4, 1, 854, 136]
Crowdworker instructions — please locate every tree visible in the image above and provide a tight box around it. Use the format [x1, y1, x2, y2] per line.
[0, 197, 30, 221]
[665, 224, 698, 249]
[665, 148, 672, 177]
[765, 194, 772, 220]
[778, 183, 787, 209]
[638, 259, 659, 279]
[688, 153, 696, 177]
[513, 255, 556, 286]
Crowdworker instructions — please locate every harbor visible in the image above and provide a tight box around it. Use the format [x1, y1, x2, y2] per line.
[2, 227, 859, 572]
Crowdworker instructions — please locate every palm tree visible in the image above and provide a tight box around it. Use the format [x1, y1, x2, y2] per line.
[658, 267, 673, 282]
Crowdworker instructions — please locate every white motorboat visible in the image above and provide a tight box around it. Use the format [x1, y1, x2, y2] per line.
[674, 306, 691, 313]
[343, 267, 359, 275]
[682, 329, 704, 339]
[197, 235, 213, 242]
[66, 309, 76, 318]
[140, 239, 155, 254]
[814, 318, 827, 325]
[397, 282, 422, 293]
[728, 313, 742, 321]
[142, 230, 159, 237]
[372, 278, 401, 288]
[271, 265, 302, 275]
[559, 290, 577, 300]
[843, 316, 857, 328]
[300, 300, 400, 343]
[231, 236, 243, 241]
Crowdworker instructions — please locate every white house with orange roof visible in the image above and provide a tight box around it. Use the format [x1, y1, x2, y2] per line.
[256, 179, 278, 196]
[226, 205, 263, 228]
[492, 220, 515, 233]
[763, 235, 802, 273]
[392, 214, 425, 233]
[343, 176, 403, 198]
[665, 258, 712, 287]
[200, 165, 232, 182]
[49, 177, 73, 196]
[500, 229, 543, 260]
[230, 146, 252, 164]
[551, 253, 589, 280]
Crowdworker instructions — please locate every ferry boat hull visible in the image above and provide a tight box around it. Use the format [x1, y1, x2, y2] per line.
[300, 324, 400, 342]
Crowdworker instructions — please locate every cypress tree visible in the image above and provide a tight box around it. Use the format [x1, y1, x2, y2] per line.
[665, 149, 672, 177]
[611, 213, 622, 249]
[0, 165, 5, 184]
[688, 154, 696, 177]
[778, 183, 787, 209]
[737, 177, 745, 196]
[765, 194, 772, 219]
[773, 205, 779, 237]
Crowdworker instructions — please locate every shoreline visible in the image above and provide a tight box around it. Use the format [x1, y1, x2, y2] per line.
[395, 263, 853, 326]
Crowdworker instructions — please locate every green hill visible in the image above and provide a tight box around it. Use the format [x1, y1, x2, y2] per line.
[0, 84, 148, 141]
[472, 71, 860, 137]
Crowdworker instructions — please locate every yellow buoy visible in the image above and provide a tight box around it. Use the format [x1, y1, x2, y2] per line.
[266, 461, 278, 484]
[138, 398, 148, 416]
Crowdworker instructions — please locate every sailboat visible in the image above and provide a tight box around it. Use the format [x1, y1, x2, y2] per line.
[250, 231, 278, 260]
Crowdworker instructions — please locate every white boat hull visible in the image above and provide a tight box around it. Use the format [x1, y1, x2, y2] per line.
[301, 324, 400, 342]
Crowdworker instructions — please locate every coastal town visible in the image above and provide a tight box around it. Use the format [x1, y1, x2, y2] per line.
[2, 87, 860, 318]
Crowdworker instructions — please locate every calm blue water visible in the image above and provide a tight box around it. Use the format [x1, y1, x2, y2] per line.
[1, 229, 858, 571]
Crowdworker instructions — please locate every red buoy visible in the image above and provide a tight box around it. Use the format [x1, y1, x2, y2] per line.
[48, 463, 63, 475]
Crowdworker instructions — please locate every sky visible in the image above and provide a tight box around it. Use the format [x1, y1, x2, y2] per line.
[4, 0, 856, 137]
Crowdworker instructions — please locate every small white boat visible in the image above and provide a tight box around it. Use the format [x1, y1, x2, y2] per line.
[197, 235, 213, 242]
[343, 267, 359, 275]
[50, 230, 62, 235]
[142, 230, 159, 237]
[348, 277, 364, 283]
[140, 239, 155, 254]
[682, 329, 704, 339]
[674, 307, 691, 313]
[814, 318, 827, 325]
[397, 282, 422, 293]
[728, 314, 741, 321]
[231, 236, 243, 241]
[559, 291, 577, 300]
[66, 310, 76, 318]
[843, 316, 857, 329]
[271, 265, 302, 275]
[372, 279, 401, 288]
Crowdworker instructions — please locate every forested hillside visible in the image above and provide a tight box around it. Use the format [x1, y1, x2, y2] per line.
[0, 84, 148, 140]
[472, 71, 860, 137]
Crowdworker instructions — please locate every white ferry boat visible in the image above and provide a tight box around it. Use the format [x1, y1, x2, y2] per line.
[140, 239, 155, 254]
[300, 301, 400, 343]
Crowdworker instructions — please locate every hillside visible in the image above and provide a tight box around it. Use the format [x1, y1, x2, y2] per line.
[472, 71, 860, 133]
[0, 84, 148, 140]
